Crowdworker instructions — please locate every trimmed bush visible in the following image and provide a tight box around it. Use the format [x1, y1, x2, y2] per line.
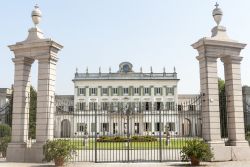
[0, 124, 11, 157]
[97, 136, 157, 142]
[0, 136, 11, 157]
[0, 124, 11, 137]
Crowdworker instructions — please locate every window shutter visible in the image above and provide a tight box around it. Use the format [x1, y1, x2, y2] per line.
[77, 87, 80, 96]
[107, 123, 109, 132]
[160, 102, 164, 110]
[149, 102, 152, 111]
[160, 88, 163, 96]
[150, 86, 153, 96]
[118, 86, 122, 96]
[138, 86, 141, 96]
[88, 88, 91, 96]
[111, 87, 113, 96]
[166, 87, 169, 95]
[129, 86, 133, 96]
[172, 86, 175, 95]
[154, 87, 157, 96]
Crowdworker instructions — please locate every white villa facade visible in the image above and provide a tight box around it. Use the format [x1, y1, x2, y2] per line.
[54, 62, 192, 138]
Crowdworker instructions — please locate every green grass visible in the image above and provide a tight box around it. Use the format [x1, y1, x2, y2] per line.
[246, 132, 250, 144]
[69, 138, 199, 150]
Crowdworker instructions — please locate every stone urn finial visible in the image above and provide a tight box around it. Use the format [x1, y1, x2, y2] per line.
[31, 4, 42, 27]
[212, 2, 223, 26]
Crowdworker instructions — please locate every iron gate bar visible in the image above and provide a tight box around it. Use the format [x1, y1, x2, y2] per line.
[51, 95, 203, 162]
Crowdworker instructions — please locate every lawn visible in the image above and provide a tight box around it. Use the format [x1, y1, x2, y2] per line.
[70, 138, 199, 150]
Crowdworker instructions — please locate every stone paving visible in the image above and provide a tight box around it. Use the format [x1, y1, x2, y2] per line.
[2, 159, 250, 167]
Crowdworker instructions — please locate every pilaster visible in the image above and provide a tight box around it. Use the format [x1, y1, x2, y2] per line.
[221, 56, 248, 146]
[7, 57, 34, 162]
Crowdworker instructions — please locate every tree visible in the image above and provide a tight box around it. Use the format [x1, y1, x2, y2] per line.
[29, 86, 37, 139]
[218, 78, 227, 138]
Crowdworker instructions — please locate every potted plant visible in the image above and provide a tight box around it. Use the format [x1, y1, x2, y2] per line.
[0, 124, 11, 158]
[0, 136, 11, 157]
[181, 139, 213, 166]
[43, 139, 77, 166]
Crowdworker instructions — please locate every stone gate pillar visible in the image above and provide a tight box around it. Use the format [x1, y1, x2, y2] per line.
[7, 57, 34, 161]
[7, 5, 63, 162]
[221, 56, 248, 146]
[192, 3, 250, 161]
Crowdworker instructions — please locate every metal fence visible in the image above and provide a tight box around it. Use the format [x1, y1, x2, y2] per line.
[55, 96, 202, 162]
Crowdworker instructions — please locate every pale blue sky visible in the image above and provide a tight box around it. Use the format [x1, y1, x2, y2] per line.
[1, 0, 250, 95]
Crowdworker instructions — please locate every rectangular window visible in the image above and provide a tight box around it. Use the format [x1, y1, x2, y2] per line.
[134, 123, 139, 134]
[166, 102, 175, 111]
[167, 87, 175, 95]
[102, 88, 108, 95]
[166, 122, 175, 131]
[79, 88, 85, 95]
[57, 106, 64, 112]
[156, 102, 161, 111]
[89, 102, 97, 110]
[156, 87, 162, 95]
[101, 123, 109, 132]
[113, 123, 118, 134]
[155, 122, 163, 132]
[102, 102, 108, 110]
[145, 102, 149, 111]
[113, 88, 118, 95]
[79, 102, 85, 111]
[178, 105, 183, 111]
[90, 88, 97, 95]
[134, 88, 139, 95]
[123, 88, 129, 95]
[144, 88, 149, 95]
[112, 102, 118, 112]
[68, 106, 74, 112]
[188, 105, 196, 111]
[77, 123, 87, 132]
[143, 122, 152, 131]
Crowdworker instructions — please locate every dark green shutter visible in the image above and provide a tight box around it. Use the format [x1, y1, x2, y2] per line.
[99, 86, 102, 96]
[129, 86, 133, 96]
[118, 86, 122, 96]
[138, 86, 141, 96]
[76, 86, 79, 95]
[150, 86, 153, 96]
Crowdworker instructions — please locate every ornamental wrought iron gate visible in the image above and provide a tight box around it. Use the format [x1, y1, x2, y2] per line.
[54, 95, 202, 162]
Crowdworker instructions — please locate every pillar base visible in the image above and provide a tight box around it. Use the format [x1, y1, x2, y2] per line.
[25, 142, 45, 163]
[6, 142, 45, 163]
[227, 140, 249, 146]
[206, 140, 250, 161]
[6, 142, 27, 162]
[231, 146, 250, 161]
[207, 140, 232, 161]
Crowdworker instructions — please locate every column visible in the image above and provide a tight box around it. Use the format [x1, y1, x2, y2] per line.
[7, 57, 34, 161]
[36, 57, 57, 142]
[222, 56, 248, 146]
[197, 55, 223, 144]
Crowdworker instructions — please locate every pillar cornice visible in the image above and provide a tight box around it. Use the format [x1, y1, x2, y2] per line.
[221, 56, 243, 64]
[12, 57, 34, 65]
[196, 55, 217, 62]
[192, 37, 246, 50]
[9, 39, 63, 53]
